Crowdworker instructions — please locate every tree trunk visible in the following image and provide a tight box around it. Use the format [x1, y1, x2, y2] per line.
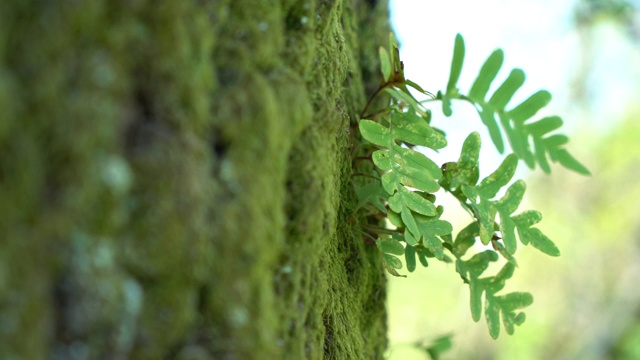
[0, 0, 391, 358]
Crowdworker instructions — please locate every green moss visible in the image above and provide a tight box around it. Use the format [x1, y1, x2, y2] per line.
[0, 0, 392, 358]
[131, 281, 199, 359]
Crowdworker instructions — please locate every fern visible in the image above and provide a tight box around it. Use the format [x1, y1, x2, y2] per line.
[439, 34, 590, 175]
[442, 133, 561, 257]
[353, 33, 588, 339]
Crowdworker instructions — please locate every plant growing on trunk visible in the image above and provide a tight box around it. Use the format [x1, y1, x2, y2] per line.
[353, 33, 588, 340]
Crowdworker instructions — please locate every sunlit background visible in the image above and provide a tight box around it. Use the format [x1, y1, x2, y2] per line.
[385, 0, 640, 359]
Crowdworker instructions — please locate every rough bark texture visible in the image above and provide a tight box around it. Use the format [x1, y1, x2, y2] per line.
[0, 0, 391, 359]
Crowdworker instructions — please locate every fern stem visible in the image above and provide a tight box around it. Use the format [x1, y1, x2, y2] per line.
[360, 82, 391, 119]
[361, 107, 391, 120]
[351, 172, 380, 180]
[359, 230, 378, 242]
[362, 224, 398, 235]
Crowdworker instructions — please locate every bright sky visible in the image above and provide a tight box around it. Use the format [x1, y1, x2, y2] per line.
[389, 0, 640, 176]
[390, 0, 577, 99]
[389, 0, 580, 176]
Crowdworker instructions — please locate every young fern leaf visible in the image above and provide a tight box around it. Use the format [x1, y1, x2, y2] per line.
[442, 33, 465, 116]
[359, 109, 451, 273]
[441, 34, 590, 175]
[483, 264, 533, 339]
[355, 179, 387, 214]
[404, 241, 435, 272]
[439, 133, 559, 337]
[461, 154, 519, 246]
[360, 111, 445, 234]
[369, 34, 435, 118]
[453, 229, 533, 339]
[413, 213, 452, 260]
[379, 46, 392, 82]
[443, 133, 560, 256]
[377, 237, 405, 256]
[421, 334, 454, 360]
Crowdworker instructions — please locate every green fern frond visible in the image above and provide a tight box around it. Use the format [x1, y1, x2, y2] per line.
[440, 34, 590, 175]
[443, 133, 560, 256]
[453, 232, 533, 339]
[353, 33, 586, 340]
[359, 109, 453, 271]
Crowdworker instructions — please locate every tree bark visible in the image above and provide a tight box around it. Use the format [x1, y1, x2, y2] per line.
[0, 0, 391, 359]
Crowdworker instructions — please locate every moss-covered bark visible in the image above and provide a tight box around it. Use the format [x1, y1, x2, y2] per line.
[0, 0, 391, 359]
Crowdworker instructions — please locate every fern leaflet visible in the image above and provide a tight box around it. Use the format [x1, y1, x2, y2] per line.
[440, 34, 590, 175]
